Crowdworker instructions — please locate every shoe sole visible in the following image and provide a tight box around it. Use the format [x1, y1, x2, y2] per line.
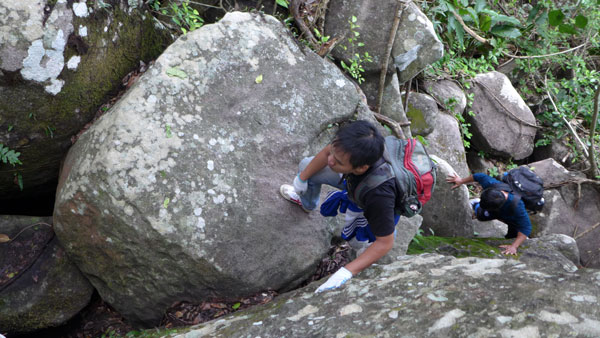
[279, 185, 312, 213]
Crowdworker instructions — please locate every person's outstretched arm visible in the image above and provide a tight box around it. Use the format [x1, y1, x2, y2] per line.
[446, 173, 474, 189]
[500, 232, 527, 255]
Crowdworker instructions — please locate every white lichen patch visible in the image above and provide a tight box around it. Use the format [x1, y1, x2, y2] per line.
[79, 25, 88, 37]
[499, 325, 540, 338]
[539, 310, 578, 325]
[72, 1, 89, 17]
[286, 305, 319, 322]
[428, 309, 465, 333]
[339, 304, 362, 316]
[67, 55, 81, 70]
[570, 294, 597, 303]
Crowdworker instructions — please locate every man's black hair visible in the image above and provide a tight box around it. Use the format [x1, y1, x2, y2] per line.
[332, 120, 384, 168]
[480, 188, 506, 211]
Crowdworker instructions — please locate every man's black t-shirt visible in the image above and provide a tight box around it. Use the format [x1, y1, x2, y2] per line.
[347, 159, 399, 237]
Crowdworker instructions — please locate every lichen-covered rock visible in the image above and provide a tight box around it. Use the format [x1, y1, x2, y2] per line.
[405, 91, 437, 136]
[420, 156, 475, 237]
[425, 111, 470, 178]
[528, 159, 600, 268]
[422, 79, 467, 115]
[467, 71, 537, 160]
[54, 12, 364, 326]
[0, 0, 172, 202]
[0, 215, 93, 334]
[174, 253, 600, 337]
[324, 0, 443, 103]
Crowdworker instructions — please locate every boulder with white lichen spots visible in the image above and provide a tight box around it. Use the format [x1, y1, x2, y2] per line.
[0, 0, 172, 205]
[166, 244, 599, 337]
[53, 11, 371, 326]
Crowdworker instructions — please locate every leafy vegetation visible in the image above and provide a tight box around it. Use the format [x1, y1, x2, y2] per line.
[147, 0, 204, 34]
[422, 0, 600, 173]
[0, 144, 22, 167]
[337, 16, 373, 84]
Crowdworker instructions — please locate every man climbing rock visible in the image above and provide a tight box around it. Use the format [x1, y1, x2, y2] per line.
[279, 120, 400, 293]
[446, 172, 533, 255]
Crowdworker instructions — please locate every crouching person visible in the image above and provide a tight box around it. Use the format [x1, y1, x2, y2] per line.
[446, 172, 532, 255]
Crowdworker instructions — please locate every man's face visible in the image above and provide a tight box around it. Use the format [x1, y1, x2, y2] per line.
[327, 146, 368, 175]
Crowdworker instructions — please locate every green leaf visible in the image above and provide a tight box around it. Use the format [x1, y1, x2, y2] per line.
[491, 14, 521, 26]
[351, 16, 357, 23]
[548, 9, 564, 26]
[558, 23, 577, 34]
[7, 125, 13, 132]
[575, 15, 588, 29]
[490, 25, 522, 38]
[255, 74, 263, 84]
[163, 197, 170, 208]
[166, 67, 188, 79]
[166, 125, 172, 138]
[480, 14, 492, 32]
[526, 5, 540, 25]
[475, 0, 487, 12]
[232, 302, 241, 310]
[16, 173, 23, 190]
[276, 0, 288, 8]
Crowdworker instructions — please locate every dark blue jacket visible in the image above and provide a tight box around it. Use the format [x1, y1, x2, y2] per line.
[473, 173, 532, 237]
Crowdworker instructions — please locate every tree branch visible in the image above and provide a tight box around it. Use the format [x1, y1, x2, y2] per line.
[588, 85, 600, 178]
[376, 0, 406, 113]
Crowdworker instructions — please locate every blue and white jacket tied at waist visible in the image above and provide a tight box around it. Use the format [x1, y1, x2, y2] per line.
[320, 189, 399, 246]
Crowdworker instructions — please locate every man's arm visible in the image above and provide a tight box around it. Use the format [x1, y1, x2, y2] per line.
[500, 232, 527, 255]
[345, 233, 394, 275]
[298, 144, 331, 181]
[446, 173, 474, 189]
[315, 233, 394, 293]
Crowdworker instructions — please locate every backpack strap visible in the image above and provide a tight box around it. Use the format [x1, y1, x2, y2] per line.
[347, 159, 394, 210]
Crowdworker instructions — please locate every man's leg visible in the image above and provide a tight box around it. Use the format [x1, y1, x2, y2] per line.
[297, 156, 345, 211]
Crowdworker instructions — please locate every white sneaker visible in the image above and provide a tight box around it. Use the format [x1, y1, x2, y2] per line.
[279, 184, 312, 212]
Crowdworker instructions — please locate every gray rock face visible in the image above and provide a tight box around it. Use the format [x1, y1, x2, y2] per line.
[53, 12, 363, 325]
[405, 91, 437, 136]
[420, 156, 474, 237]
[528, 159, 600, 268]
[177, 253, 600, 337]
[324, 0, 443, 102]
[426, 112, 470, 178]
[468, 71, 537, 160]
[0, 216, 93, 334]
[422, 79, 467, 115]
[0, 1, 171, 200]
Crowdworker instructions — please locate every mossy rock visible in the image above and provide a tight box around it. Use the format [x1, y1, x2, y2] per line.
[0, 3, 172, 201]
[407, 235, 512, 259]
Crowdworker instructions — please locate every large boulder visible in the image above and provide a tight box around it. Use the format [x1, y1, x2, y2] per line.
[425, 111, 470, 178]
[0, 216, 93, 334]
[176, 252, 600, 337]
[324, 0, 443, 103]
[422, 79, 467, 115]
[420, 156, 474, 237]
[53, 12, 366, 326]
[528, 159, 600, 268]
[467, 71, 537, 160]
[0, 0, 172, 204]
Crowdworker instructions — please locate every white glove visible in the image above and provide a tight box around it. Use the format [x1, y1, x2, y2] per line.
[315, 267, 352, 293]
[293, 174, 308, 194]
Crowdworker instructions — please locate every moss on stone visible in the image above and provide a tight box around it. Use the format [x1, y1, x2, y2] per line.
[0, 5, 172, 198]
[405, 103, 428, 133]
[407, 236, 503, 258]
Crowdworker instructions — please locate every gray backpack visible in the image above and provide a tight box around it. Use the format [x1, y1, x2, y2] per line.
[347, 136, 437, 217]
